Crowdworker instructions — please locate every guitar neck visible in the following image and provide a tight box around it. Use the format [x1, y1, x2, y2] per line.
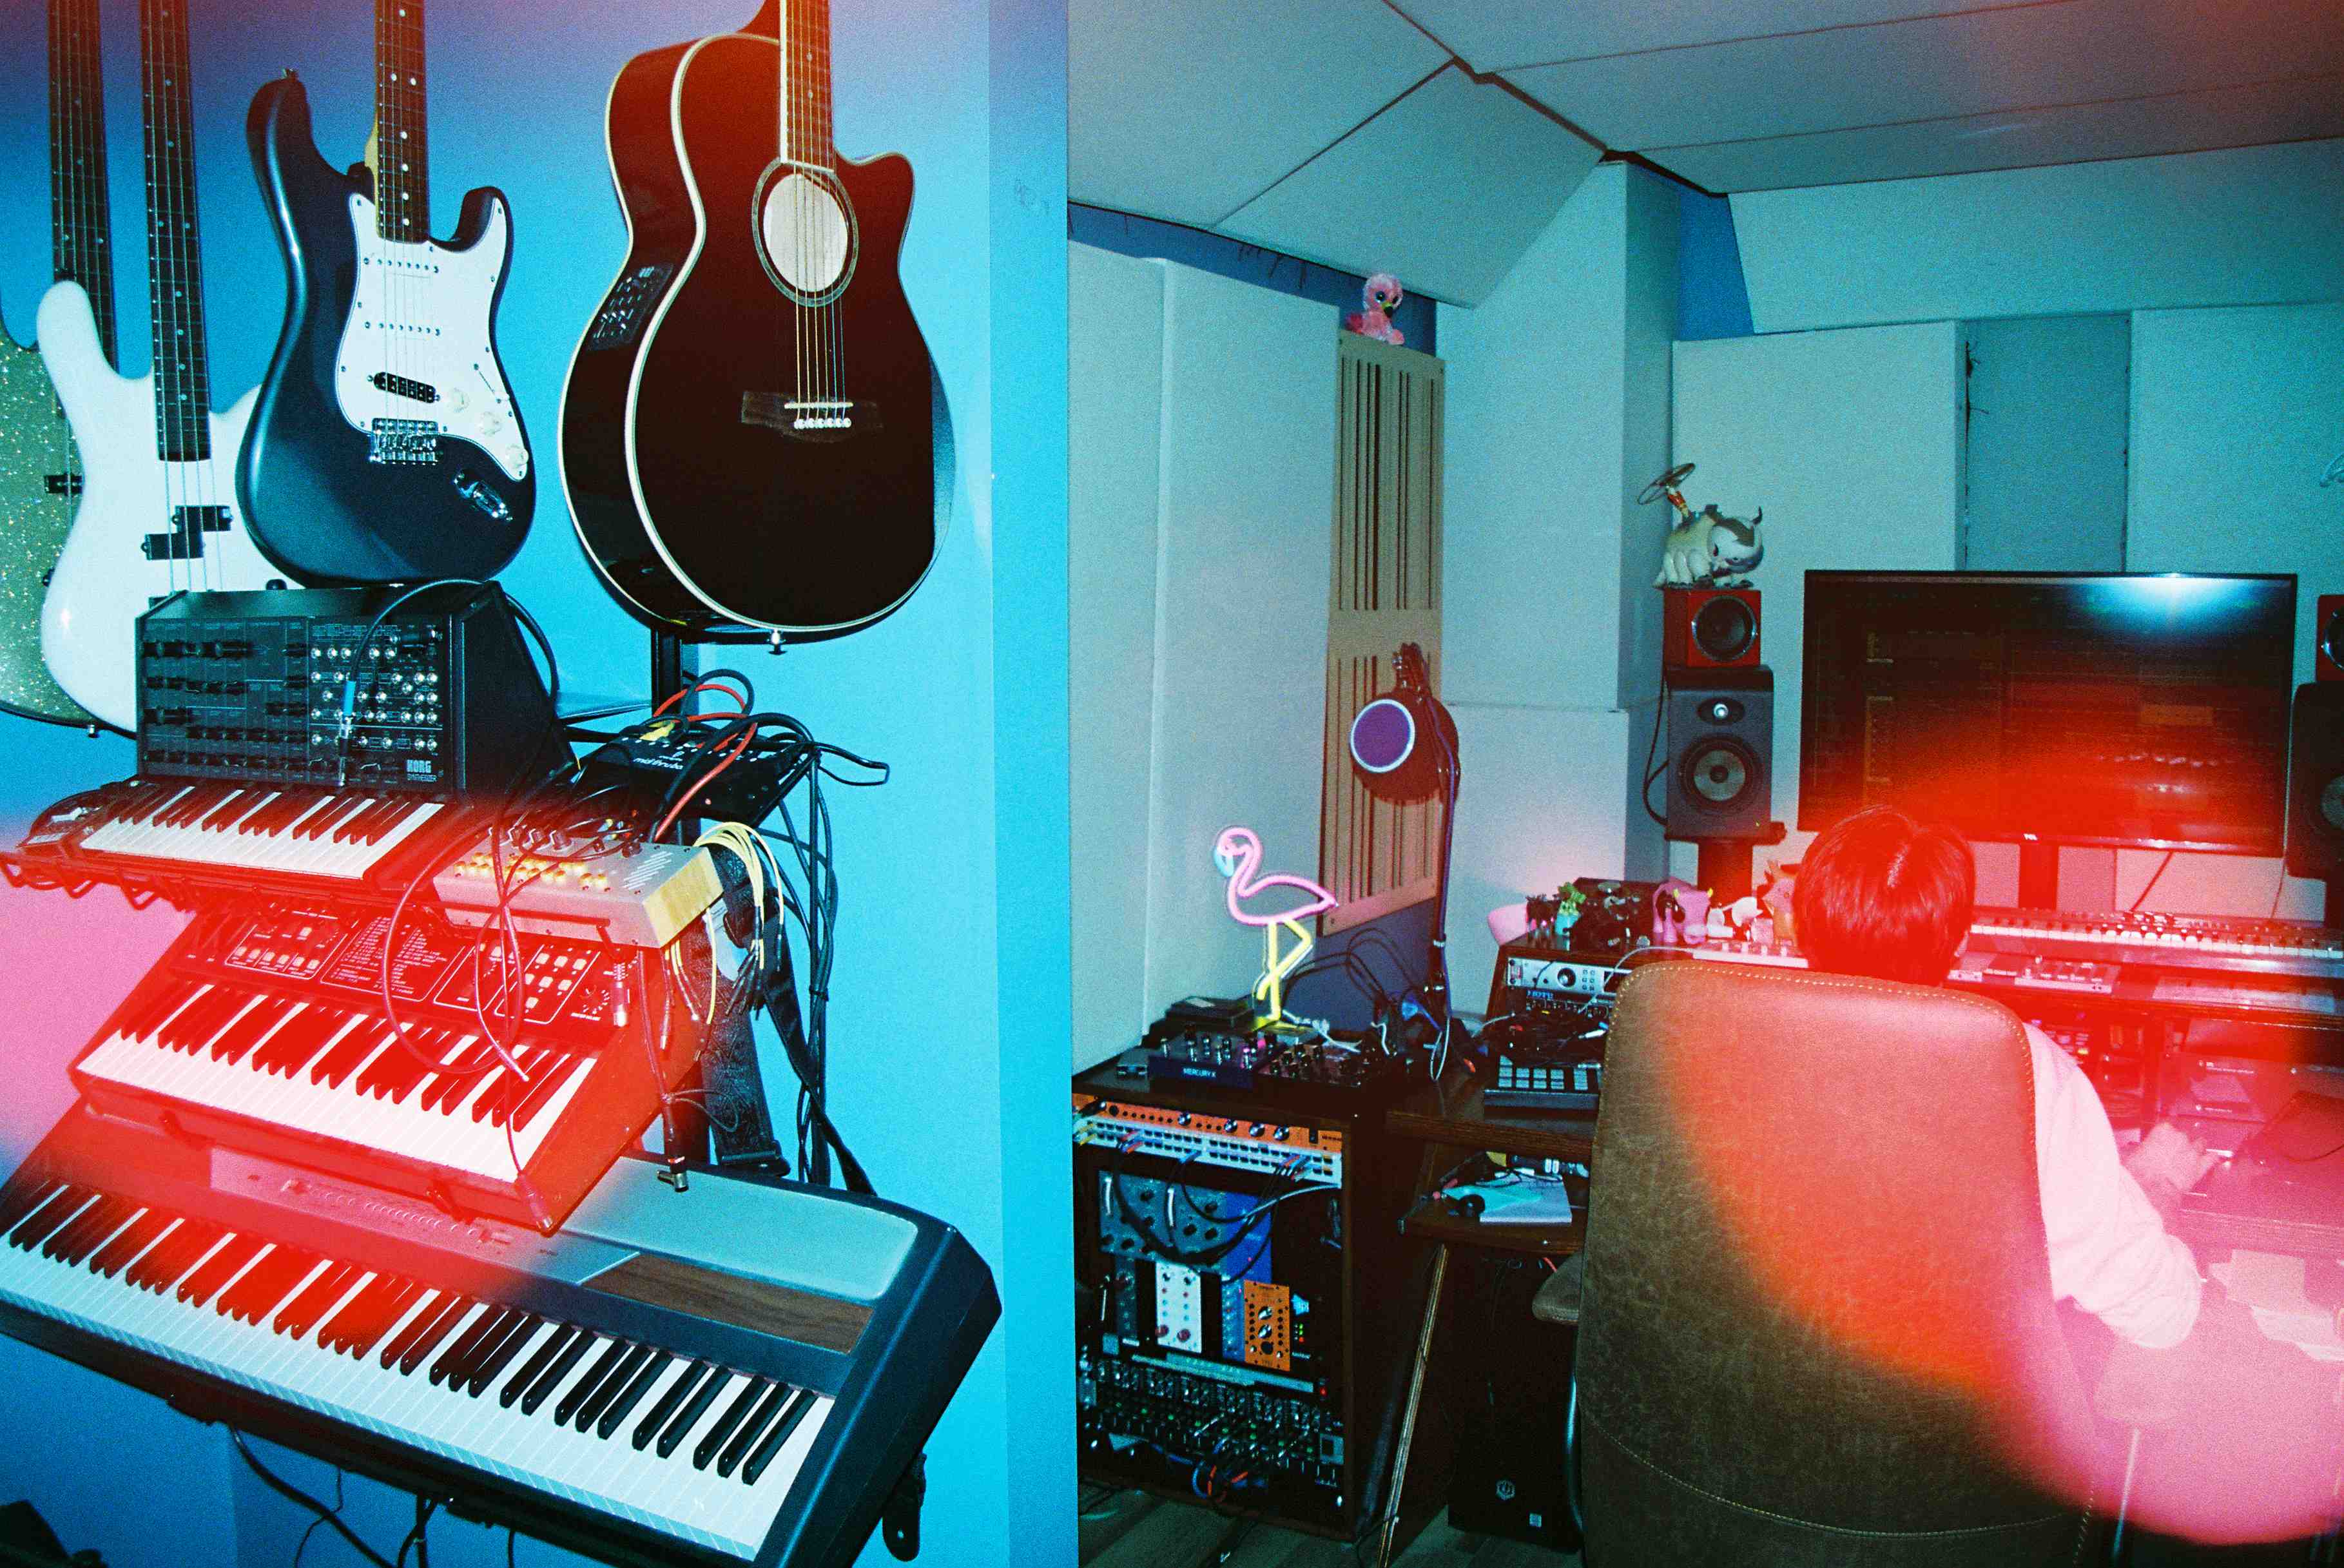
[49, 0, 117, 366]
[137, 0, 211, 462]
[775, 0, 834, 168]
[374, 0, 429, 241]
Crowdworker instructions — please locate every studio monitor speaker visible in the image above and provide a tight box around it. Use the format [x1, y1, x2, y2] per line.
[1666, 668, 1773, 841]
[1663, 586, 1761, 672]
[2288, 682, 2344, 878]
[2318, 595, 2344, 682]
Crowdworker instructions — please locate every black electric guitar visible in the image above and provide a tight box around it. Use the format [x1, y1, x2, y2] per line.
[562, 0, 951, 637]
[239, 0, 533, 583]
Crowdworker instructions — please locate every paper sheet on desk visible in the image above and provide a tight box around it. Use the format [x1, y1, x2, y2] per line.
[1474, 1182, 1574, 1225]
[2210, 1251, 2344, 1362]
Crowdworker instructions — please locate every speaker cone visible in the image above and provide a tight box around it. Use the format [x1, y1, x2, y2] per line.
[2321, 773, 2344, 834]
[1691, 596, 1757, 664]
[1682, 739, 1756, 811]
[2323, 610, 2344, 675]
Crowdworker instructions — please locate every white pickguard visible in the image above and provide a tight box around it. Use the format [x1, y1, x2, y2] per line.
[334, 193, 528, 481]
[36, 282, 296, 732]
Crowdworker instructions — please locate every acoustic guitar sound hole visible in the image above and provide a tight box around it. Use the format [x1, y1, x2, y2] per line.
[754, 164, 857, 306]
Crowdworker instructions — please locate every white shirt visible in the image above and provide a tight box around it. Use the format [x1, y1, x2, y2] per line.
[2027, 1023, 2204, 1349]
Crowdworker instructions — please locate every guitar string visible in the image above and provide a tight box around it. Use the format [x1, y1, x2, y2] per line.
[143, 0, 181, 598]
[170, 0, 212, 595]
[783, 2, 806, 442]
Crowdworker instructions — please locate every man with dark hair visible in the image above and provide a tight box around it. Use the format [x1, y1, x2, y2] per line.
[1793, 806, 2212, 1349]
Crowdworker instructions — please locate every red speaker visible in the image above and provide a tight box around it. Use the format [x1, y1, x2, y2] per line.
[2318, 595, 2344, 681]
[1663, 587, 1761, 672]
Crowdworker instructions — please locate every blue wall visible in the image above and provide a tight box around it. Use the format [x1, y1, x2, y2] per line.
[0, 0, 1071, 1562]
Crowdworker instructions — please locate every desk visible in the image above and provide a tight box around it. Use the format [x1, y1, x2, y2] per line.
[1372, 1075, 1591, 1564]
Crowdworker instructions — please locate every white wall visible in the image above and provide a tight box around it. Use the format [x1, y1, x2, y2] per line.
[1069, 247, 1166, 1066]
[1735, 139, 2344, 333]
[1667, 324, 1966, 880]
[1435, 164, 1680, 990]
[1066, 246, 1337, 1067]
[2124, 300, 2344, 920]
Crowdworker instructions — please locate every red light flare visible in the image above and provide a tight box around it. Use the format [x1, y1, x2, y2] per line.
[1606, 971, 2344, 1545]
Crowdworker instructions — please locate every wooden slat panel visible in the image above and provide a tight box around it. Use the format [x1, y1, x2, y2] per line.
[1321, 333, 1444, 936]
[585, 1253, 869, 1353]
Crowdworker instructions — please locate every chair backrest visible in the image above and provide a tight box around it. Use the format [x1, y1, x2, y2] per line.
[1574, 960, 2098, 1565]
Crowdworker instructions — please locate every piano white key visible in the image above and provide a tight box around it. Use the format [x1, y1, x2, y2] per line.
[0, 1213, 811, 1558]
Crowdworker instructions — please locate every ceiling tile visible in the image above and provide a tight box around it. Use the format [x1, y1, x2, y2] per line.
[1214, 66, 1602, 305]
[1656, 75, 2344, 191]
[1500, 0, 2344, 152]
[1070, 0, 1450, 229]
[1393, 0, 2000, 73]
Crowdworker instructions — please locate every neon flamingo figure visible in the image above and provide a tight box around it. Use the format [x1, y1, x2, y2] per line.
[1214, 826, 1337, 1025]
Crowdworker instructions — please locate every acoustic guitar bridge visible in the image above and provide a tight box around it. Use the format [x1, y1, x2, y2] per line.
[741, 392, 878, 442]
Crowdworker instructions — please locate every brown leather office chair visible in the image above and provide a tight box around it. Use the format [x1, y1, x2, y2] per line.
[1571, 960, 2106, 1565]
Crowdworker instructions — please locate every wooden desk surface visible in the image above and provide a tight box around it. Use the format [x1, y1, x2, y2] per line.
[1386, 1074, 1596, 1163]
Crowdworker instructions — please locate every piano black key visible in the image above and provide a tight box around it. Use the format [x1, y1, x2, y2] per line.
[0, 1172, 64, 1246]
[239, 1003, 315, 1072]
[715, 1382, 788, 1477]
[596, 1350, 672, 1438]
[398, 1297, 478, 1375]
[0, 1165, 58, 1236]
[346, 798, 411, 844]
[519, 1331, 596, 1417]
[136, 1220, 226, 1293]
[230, 791, 293, 834]
[385, 1033, 461, 1104]
[193, 789, 253, 829]
[310, 1019, 381, 1087]
[329, 1276, 418, 1356]
[291, 795, 361, 841]
[115, 981, 200, 1045]
[554, 1338, 634, 1428]
[574, 1343, 652, 1433]
[355, 1032, 429, 1099]
[12, 1186, 96, 1250]
[157, 783, 226, 827]
[464, 1313, 543, 1397]
[657, 1368, 732, 1460]
[45, 1195, 132, 1263]
[219, 1246, 315, 1322]
[418, 1042, 498, 1113]
[502, 1324, 579, 1408]
[483, 1049, 556, 1125]
[694, 1378, 770, 1471]
[379, 1292, 459, 1371]
[432, 1305, 516, 1387]
[90, 1209, 172, 1279]
[157, 990, 239, 1054]
[635, 1360, 709, 1451]
[177, 1234, 267, 1307]
[505, 1054, 581, 1132]
[329, 798, 391, 845]
[273, 1260, 362, 1339]
[742, 1388, 817, 1485]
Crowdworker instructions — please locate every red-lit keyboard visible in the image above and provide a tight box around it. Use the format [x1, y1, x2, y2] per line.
[68, 898, 702, 1234]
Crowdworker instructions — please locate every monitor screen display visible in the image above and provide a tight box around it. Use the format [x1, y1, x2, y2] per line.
[1799, 572, 2296, 853]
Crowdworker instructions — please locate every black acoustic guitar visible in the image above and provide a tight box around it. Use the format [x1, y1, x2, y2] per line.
[239, 0, 533, 583]
[562, 0, 951, 637]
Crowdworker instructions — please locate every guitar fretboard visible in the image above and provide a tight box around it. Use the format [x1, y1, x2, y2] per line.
[374, 0, 430, 243]
[138, 0, 211, 464]
[49, 0, 117, 367]
[778, 0, 834, 169]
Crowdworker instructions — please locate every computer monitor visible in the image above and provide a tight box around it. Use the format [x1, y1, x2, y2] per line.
[1799, 572, 2297, 855]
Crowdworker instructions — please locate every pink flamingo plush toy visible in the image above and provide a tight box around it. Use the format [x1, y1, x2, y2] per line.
[1215, 826, 1337, 1025]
